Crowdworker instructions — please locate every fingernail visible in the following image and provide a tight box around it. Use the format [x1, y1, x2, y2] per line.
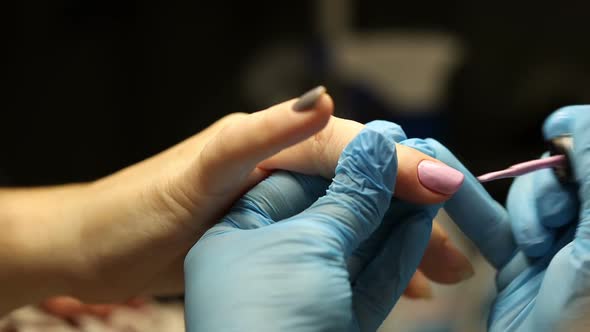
[417, 160, 465, 195]
[292, 85, 326, 112]
[443, 241, 475, 281]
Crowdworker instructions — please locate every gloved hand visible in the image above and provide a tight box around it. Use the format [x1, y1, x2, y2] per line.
[184, 121, 444, 332]
[489, 105, 590, 331]
[424, 105, 590, 332]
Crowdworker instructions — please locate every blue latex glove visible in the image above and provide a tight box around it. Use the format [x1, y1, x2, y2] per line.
[425, 105, 590, 331]
[184, 121, 441, 332]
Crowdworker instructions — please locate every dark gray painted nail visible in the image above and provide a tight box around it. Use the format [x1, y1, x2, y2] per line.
[292, 86, 326, 112]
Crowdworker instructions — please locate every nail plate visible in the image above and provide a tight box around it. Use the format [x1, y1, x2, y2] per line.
[417, 160, 465, 195]
[292, 85, 326, 112]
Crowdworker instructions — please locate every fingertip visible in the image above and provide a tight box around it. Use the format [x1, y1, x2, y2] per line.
[196, 89, 335, 195]
[400, 138, 435, 157]
[292, 86, 327, 111]
[394, 141, 462, 205]
[532, 168, 578, 228]
[288, 91, 334, 131]
[543, 105, 590, 139]
[417, 160, 464, 195]
[365, 120, 408, 142]
[307, 93, 334, 132]
[424, 138, 516, 269]
[315, 92, 334, 116]
[39, 297, 85, 318]
[419, 222, 474, 284]
[403, 271, 433, 299]
[283, 90, 333, 133]
[507, 173, 555, 257]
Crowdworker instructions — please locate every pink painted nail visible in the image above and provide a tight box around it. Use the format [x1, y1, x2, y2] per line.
[417, 160, 464, 195]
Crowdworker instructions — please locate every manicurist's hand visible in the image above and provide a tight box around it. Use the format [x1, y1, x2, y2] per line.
[184, 121, 466, 332]
[424, 105, 590, 332]
[490, 106, 590, 331]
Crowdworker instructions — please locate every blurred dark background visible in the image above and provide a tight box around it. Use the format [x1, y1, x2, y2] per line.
[3, 0, 590, 202]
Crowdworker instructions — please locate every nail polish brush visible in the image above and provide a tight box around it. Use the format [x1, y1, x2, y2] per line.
[477, 135, 574, 183]
[487, 134, 575, 290]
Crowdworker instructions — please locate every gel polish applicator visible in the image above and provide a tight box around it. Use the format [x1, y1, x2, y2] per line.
[477, 134, 574, 183]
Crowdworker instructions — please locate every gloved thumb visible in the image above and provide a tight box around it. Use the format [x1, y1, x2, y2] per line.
[295, 121, 398, 255]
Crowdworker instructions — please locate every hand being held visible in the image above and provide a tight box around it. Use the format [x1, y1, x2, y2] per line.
[36, 88, 335, 304]
[24, 87, 471, 319]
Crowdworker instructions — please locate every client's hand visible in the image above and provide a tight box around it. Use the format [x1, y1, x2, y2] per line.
[2, 87, 332, 314]
[8, 88, 469, 317]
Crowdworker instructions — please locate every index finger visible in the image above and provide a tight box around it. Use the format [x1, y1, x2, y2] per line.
[425, 138, 517, 269]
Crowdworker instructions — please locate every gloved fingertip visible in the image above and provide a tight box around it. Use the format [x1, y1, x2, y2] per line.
[542, 105, 590, 139]
[365, 120, 407, 142]
[530, 168, 578, 228]
[507, 174, 556, 258]
[400, 138, 436, 158]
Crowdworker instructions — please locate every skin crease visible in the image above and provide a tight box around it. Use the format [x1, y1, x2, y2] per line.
[0, 93, 472, 319]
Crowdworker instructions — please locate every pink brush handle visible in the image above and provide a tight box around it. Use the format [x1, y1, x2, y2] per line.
[477, 155, 566, 183]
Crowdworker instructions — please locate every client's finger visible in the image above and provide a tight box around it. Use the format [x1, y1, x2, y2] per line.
[40, 296, 117, 319]
[171, 86, 333, 221]
[199, 86, 332, 192]
[40, 296, 85, 317]
[417, 221, 474, 284]
[403, 270, 433, 299]
[261, 120, 464, 204]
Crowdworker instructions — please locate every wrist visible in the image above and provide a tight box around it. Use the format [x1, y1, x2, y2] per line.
[0, 183, 92, 311]
[63, 173, 200, 301]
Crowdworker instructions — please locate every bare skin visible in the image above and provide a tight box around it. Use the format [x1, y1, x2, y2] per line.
[0, 93, 473, 318]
